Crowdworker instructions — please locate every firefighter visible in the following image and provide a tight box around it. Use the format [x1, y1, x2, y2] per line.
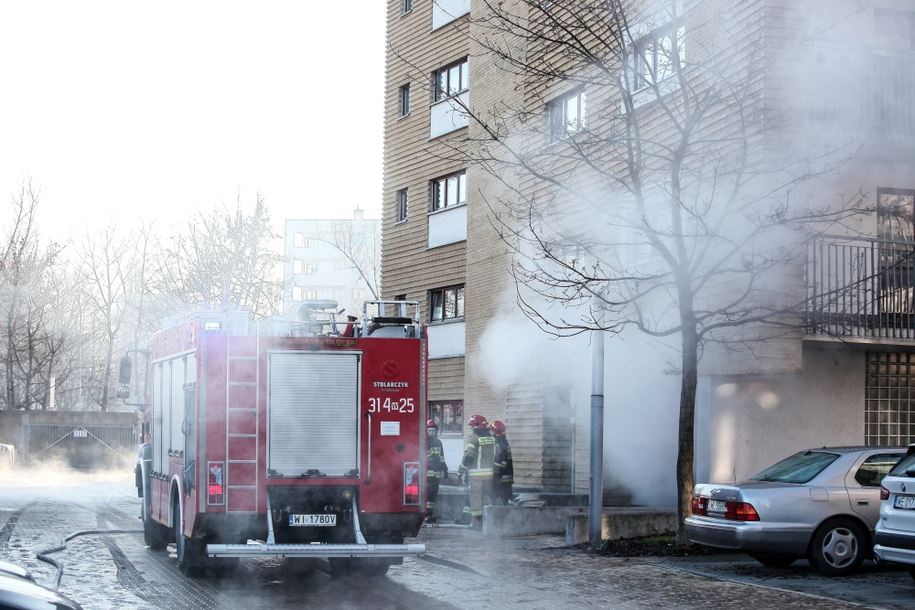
[489, 420, 513, 506]
[455, 414, 495, 529]
[425, 419, 447, 522]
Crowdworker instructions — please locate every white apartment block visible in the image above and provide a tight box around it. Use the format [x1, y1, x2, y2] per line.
[283, 209, 380, 320]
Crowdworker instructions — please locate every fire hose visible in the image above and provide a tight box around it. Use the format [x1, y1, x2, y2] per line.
[36, 528, 142, 591]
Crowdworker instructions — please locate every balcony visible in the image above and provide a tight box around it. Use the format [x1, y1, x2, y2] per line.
[807, 236, 915, 341]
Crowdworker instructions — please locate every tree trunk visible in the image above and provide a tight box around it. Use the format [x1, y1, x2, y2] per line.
[675, 325, 699, 545]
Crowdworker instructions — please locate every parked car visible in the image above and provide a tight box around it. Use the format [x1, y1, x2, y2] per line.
[0, 567, 83, 610]
[873, 444, 915, 579]
[685, 446, 906, 576]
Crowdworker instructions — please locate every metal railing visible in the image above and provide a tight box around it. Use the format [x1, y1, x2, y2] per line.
[807, 235, 915, 340]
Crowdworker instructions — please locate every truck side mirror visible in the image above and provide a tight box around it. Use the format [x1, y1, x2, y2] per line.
[117, 385, 130, 399]
[118, 356, 132, 384]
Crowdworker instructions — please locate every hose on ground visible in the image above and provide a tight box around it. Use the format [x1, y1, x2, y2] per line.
[37, 528, 142, 590]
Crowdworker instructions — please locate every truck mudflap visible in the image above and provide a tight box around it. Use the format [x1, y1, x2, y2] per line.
[205, 542, 425, 559]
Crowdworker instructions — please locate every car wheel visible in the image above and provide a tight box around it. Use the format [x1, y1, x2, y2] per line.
[808, 518, 865, 577]
[752, 555, 796, 568]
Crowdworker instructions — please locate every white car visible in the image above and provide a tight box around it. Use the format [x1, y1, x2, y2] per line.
[874, 444, 915, 579]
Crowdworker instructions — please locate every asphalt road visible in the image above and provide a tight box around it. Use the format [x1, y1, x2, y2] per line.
[1, 468, 914, 609]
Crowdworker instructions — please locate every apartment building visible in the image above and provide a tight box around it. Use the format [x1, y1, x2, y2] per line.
[283, 209, 380, 320]
[382, 0, 915, 504]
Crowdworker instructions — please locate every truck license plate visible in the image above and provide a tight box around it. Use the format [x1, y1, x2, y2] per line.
[894, 495, 915, 510]
[289, 514, 337, 526]
[707, 500, 726, 513]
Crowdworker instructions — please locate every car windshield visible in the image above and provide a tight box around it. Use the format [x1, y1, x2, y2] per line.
[888, 453, 915, 477]
[750, 451, 840, 484]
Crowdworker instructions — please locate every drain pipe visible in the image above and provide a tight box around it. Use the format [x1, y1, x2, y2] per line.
[588, 300, 605, 544]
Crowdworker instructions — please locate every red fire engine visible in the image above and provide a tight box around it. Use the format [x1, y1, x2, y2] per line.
[132, 300, 427, 576]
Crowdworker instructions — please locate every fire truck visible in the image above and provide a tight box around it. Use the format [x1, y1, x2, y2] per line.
[131, 300, 427, 576]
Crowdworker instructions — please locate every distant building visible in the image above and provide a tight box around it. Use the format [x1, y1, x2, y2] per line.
[283, 209, 381, 319]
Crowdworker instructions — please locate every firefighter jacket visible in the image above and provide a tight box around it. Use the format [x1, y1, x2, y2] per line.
[458, 429, 496, 479]
[427, 435, 447, 479]
[493, 436, 513, 484]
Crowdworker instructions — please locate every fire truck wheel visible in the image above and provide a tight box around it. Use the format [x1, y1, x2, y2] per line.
[143, 515, 169, 550]
[353, 563, 390, 577]
[174, 510, 205, 576]
[328, 558, 352, 578]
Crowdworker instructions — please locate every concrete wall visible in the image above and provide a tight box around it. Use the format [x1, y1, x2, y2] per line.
[0, 411, 140, 449]
[707, 341, 866, 483]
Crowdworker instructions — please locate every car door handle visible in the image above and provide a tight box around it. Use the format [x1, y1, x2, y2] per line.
[856, 499, 870, 506]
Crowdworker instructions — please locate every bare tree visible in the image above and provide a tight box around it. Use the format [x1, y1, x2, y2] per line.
[327, 215, 381, 301]
[427, 0, 872, 541]
[75, 222, 138, 411]
[0, 179, 63, 410]
[158, 193, 282, 319]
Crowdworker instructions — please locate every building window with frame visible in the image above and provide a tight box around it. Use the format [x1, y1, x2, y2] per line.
[429, 400, 464, 435]
[630, 25, 683, 92]
[292, 286, 303, 301]
[401, 0, 413, 15]
[396, 188, 408, 222]
[293, 232, 303, 248]
[293, 259, 303, 274]
[875, 8, 915, 49]
[547, 88, 587, 142]
[303, 263, 317, 275]
[430, 170, 466, 212]
[430, 285, 464, 321]
[877, 189, 915, 242]
[432, 58, 469, 103]
[398, 84, 411, 118]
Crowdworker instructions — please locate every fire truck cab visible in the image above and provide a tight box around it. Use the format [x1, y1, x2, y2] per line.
[133, 300, 427, 576]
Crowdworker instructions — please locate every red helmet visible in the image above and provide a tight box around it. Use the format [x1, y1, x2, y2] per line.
[489, 420, 505, 436]
[468, 414, 488, 429]
[426, 419, 438, 429]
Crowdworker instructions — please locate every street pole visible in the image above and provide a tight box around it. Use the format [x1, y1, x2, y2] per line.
[588, 303, 605, 544]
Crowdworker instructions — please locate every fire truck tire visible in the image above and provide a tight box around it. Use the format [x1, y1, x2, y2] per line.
[143, 515, 169, 550]
[328, 558, 352, 578]
[174, 505, 205, 576]
[353, 563, 390, 577]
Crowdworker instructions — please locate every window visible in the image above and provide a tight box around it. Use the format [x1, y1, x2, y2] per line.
[630, 25, 682, 91]
[429, 400, 463, 435]
[304, 290, 317, 300]
[303, 264, 317, 275]
[854, 453, 905, 487]
[430, 285, 464, 321]
[398, 84, 411, 117]
[876, 8, 915, 50]
[430, 171, 466, 212]
[292, 286, 303, 301]
[394, 293, 407, 301]
[433, 58, 469, 103]
[866, 352, 915, 446]
[293, 232, 303, 248]
[749, 451, 839, 484]
[396, 188, 408, 222]
[877, 189, 915, 242]
[401, 0, 412, 14]
[547, 89, 587, 142]
[293, 259, 303, 274]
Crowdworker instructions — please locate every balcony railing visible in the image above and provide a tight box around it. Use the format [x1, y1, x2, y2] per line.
[807, 235, 915, 340]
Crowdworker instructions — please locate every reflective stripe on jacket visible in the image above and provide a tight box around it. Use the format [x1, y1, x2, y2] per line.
[458, 431, 495, 479]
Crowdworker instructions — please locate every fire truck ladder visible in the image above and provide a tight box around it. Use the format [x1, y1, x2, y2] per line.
[225, 334, 259, 513]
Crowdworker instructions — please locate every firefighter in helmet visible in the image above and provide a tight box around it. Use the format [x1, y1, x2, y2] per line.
[455, 414, 495, 529]
[425, 419, 448, 522]
[489, 420, 513, 505]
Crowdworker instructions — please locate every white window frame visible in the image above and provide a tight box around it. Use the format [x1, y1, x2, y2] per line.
[399, 84, 411, 118]
[430, 171, 466, 212]
[547, 88, 587, 143]
[293, 232, 303, 248]
[396, 188, 408, 223]
[433, 58, 469, 104]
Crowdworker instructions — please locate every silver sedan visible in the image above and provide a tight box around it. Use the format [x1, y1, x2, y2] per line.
[685, 446, 905, 576]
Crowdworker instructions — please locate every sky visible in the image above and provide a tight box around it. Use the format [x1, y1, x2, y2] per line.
[0, 2, 386, 244]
